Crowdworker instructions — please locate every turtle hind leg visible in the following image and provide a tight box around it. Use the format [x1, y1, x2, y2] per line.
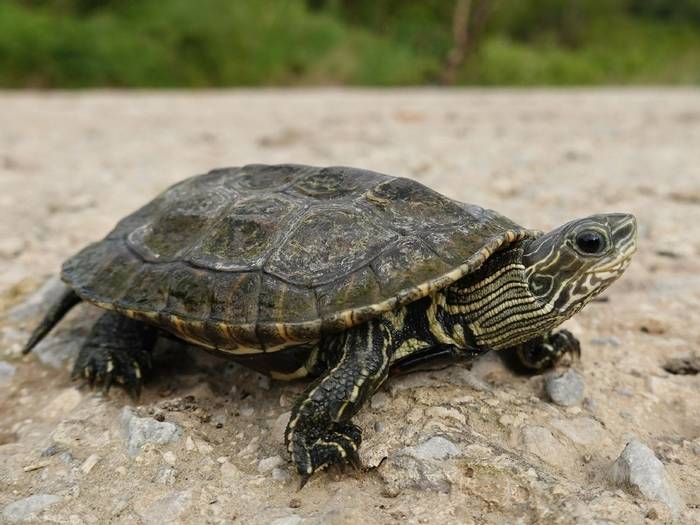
[503, 329, 581, 374]
[71, 311, 158, 399]
[22, 285, 81, 354]
[285, 319, 391, 486]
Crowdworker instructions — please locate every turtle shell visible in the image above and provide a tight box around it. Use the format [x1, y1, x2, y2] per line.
[62, 164, 535, 353]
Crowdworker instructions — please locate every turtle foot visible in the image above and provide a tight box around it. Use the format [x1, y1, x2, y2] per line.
[292, 423, 363, 488]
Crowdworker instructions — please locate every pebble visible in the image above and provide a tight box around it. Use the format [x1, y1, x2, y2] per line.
[0, 361, 16, 385]
[590, 336, 621, 347]
[239, 406, 255, 417]
[400, 436, 461, 461]
[610, 439, 684, 516]
[136, 489, 192, 525]
[162, 451, 177, 465]
[272, 411, 291, 443]
[545, 369, 585, 406]
[153, 467, 177, 485]
[80, 454, 100, 474]
[2, 494, 62, 523]
[120, 407, 182, 456]
[272, 467, 291, 482]
[256, 374, 272, 390]
[258, 455, 284, 473]
[270, 516, 302, 525]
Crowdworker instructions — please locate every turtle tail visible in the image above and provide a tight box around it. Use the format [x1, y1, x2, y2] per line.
[22, 285, 82, 354]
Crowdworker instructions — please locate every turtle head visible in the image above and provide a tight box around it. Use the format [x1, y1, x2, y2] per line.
[522, 213, 637, 318]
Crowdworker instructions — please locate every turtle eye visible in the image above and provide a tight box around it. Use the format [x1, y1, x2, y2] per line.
[575, 230, 605, 254]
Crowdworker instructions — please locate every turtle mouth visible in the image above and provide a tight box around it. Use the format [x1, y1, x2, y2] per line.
[586, 256, 632, 276]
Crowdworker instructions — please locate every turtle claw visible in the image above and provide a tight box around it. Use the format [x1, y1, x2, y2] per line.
[71, 344, 149, 399]
[347, 448, 362, 471]
[298, 473, 311, 491]
[290, 422, 363, 486]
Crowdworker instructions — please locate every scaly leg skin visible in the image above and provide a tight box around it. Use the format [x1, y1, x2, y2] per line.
[285, 319, 391, 488]
[71, 311, 158, 399]
[510, 329, 581, 373]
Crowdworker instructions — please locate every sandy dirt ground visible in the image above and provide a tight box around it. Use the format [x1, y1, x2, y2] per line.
[0, 89, 699, 524]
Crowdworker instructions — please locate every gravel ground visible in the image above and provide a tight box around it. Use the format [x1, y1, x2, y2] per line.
[1, 89, 699, 524]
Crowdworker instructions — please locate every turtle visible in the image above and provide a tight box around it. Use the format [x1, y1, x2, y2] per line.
[23, 164, 638, 485]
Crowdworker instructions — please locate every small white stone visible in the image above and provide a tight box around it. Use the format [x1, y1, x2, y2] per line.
[272, 467, 291, 482]
[401, 436, 461, 461]
[80, 454, 100, 474]
[120, 407, 181, 457]
[162, 451, 176, 465]
[185, 436, 195, 451]
[272, 411, 291, 443]
[256, 374, 271, 390]
[270, 516, 302, 525]
[2, 494, 62, 522]
[239, 406, 255, 417]
[258, 455, 284, 473]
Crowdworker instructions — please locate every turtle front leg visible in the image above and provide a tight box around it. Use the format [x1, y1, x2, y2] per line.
[285, 319, 391, 487]
[72, 311, 158, 398]
[508, 329, 581, 373]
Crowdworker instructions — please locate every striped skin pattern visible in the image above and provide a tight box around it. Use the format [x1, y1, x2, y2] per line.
[286, 213, 637, 481]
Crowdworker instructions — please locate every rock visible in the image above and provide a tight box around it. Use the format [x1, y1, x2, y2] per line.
[380, 436, 461, 493]
[545, 369, 585, 406]
[135, 489, 192, 525]
[162, 451, 177, 465]
[590, 336, 620, 347]
[550, 417, 606, 445]
[153, 467, 177, 485]
[610, 439, 684, 516]
[80, 453, 100, 474]
[272, 411, 291, 443]
[2, 494, 62, 522]
[120, 407, 181, 456]
[256, 374, 272, 390]
[270, 516, 302, 525]
[0, 361, 16, 385]
[258, 455, 284, 473]
[401, 436, 461, 461]
[272, 467, 291, 482]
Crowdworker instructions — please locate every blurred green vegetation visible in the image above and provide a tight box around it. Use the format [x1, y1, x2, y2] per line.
[1, 0, 699, 87]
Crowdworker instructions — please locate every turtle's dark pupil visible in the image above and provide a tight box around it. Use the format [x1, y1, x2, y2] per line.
[575, 231, 604, 254]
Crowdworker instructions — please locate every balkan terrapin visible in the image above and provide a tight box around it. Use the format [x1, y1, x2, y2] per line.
[24, 164, 637, 484]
